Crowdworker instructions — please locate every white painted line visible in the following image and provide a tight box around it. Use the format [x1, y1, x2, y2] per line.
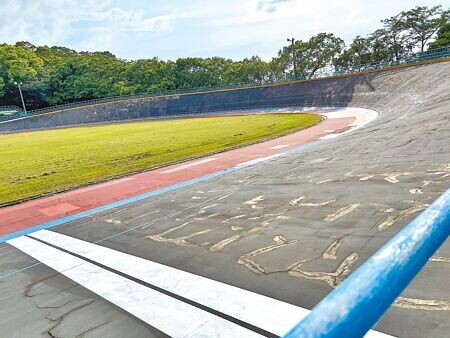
[320, 133, 340, 140]
[269, 144, 289, 150]
[161, 157, 218, 174]
[8, 236, 262, 338]
[29, 230, 394, 338]
[236, 153, 284, 168]
[322, 108, 378, 131]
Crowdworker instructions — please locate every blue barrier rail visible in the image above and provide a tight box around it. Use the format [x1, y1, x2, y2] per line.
[283, 188, 450, 338]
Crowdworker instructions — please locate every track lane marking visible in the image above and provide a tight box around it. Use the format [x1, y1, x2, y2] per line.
[269, 144, 289, 149]
[7, 236, 262, 338]
[161, 158, 218, 173]
[236, 153, 284, 167]
[29, 229, 302, 336]
[28, 230, 394, 337]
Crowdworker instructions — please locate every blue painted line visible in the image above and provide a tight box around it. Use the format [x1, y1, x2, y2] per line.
[0, 167, 241, 244]
[0, 262, 41, 280]
[283, 188, 450, 338]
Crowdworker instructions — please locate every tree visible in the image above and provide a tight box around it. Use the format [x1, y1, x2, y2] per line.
[429, 21, 450, 49]
[0, 44, 44, 106]
[401, 6, 449, 52]
[47, 52, 131, 104]
[0, 77, 5, 97]
[275, 33, 344, 79]
[223, 56, 270, 84]
[15, 41, 37, 51]
[174, 57, 233, 88]
[127, 58, 175, 94]
[379, 14, 413, 59]
[0, 44, 43, 84]
[334, 36, 373, 69]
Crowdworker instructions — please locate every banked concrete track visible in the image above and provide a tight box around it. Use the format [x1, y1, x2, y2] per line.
[0, 61, 449, 337]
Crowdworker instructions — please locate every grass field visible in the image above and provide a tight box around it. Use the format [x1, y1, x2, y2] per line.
[0, 113, 322, 205]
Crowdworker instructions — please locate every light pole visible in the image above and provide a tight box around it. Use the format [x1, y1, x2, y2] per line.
[14, 81, 27, 114]
[287, 38, 297, 80]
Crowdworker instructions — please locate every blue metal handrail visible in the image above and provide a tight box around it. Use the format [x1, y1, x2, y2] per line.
[283, 188, 450, 338]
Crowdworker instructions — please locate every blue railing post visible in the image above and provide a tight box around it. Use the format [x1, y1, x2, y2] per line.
[284, 189, 450, 338]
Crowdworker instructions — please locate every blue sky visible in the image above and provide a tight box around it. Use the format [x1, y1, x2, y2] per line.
[1, 0, 448, 61]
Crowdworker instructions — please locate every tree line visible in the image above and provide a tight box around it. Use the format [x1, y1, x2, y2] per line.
[0, 5, 448, 110]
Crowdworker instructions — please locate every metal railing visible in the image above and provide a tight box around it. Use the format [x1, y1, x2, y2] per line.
[283, 188, 450, 338]
[0, 105, 26, 121]
[0, 105, 23, 112]
[1, 46, 449, 123]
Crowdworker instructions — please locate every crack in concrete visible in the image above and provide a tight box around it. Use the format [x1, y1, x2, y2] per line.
[409, 180, 433, 195]
[238, 235, 298, 274]
[394, 297, 450, 311]
[288, 253, 359, 288]
[76, 320, 111, 337]
[146, 220, 212, 247]
[377, 200, 428, 231]
[46, 299, 95, 338]
[429, 256, 450, 263]
[322, 237, 344, 260]
[324, 204, 360, 222]
[243, 195, 265, 209]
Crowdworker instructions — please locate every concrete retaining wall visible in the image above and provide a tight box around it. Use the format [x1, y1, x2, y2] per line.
[0, 72, 378, 132]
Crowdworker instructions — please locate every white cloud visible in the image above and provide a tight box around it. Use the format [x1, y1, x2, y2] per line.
[0, 0, 172, 50]
[0, 0, 447, 60]
[257, 0, 292, 13]
[92, 8, 172, 33]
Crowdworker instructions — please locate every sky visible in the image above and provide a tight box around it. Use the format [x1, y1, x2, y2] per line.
[1, 0, 449, 61]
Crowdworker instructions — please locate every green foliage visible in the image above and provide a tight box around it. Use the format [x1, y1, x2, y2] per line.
[0, 44, 43, 83]
[0, 77, 4, 97]
[47, 52, 131, 104]
[334, 36, 373, 68]
[429, 22, 450, 48]
[223, 56, 269, 84]
[0, 113, 321, 205]
[276, 33, 344, 79]
[400, 5, 449, 51]
[127, 58, 175, 94]
[335, 5, 449, 68]
[174, 57, 233, 88]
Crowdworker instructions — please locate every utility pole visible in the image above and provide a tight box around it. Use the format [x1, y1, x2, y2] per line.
[287, 38, 297, 80]
[14, 81, 27, 114]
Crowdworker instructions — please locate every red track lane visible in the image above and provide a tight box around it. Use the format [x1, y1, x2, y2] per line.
[0, 113, 354, 237]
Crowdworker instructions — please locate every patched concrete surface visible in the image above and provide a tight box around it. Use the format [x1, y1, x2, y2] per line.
[0, 62, 449, 337]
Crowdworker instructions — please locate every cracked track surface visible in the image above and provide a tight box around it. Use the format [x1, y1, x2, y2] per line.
[0, 62, 449, 337]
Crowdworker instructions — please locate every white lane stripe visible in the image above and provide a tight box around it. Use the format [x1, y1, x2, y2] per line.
[8, 236, 262, 338]
[236, 153, 284, 168]
[30, 230, 300, 336]
[161, 158, 218, 174]
[29, 230, 394, 338]
[269, 144, 289, 150]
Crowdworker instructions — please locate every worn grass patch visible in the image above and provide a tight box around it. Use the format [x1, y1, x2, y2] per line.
[0, 113, 322, 205]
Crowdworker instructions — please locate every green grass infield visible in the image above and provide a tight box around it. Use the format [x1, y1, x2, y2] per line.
[0, 113, 322, 206]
